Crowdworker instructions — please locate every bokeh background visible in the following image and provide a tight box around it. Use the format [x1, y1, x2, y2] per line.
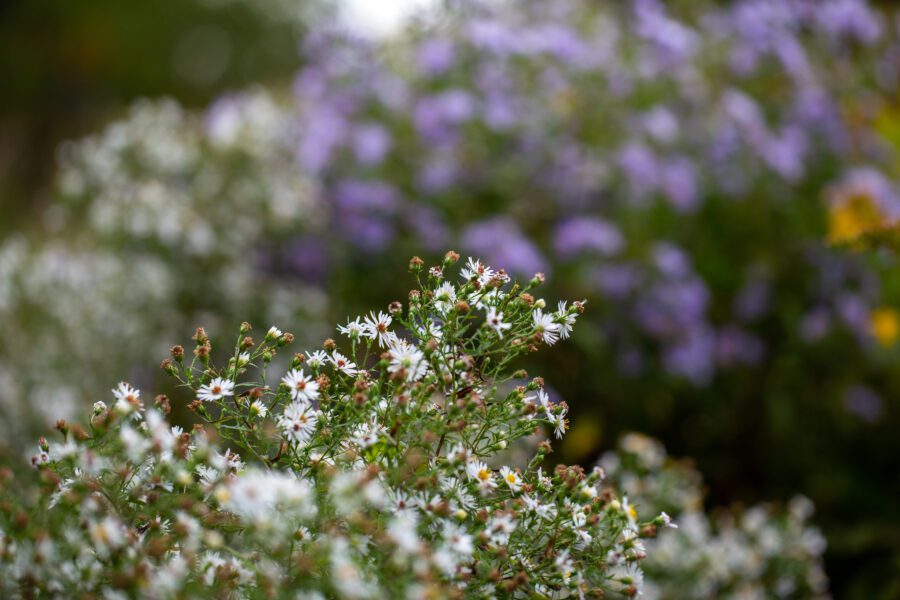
[2, 0, 900, 597]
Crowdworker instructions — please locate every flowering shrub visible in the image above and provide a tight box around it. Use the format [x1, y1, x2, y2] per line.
[600, 434, 829, 599]
[1, 255, 682, 598]
[2, 0, 900, 595]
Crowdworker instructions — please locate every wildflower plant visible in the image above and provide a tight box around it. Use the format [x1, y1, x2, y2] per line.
[2, 255, 675, 598]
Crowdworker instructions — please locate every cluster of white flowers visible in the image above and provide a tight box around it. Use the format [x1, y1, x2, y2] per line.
[1, 255, 679, 598]
[0, 91, 328, 441]
[599, 434, 830, 599]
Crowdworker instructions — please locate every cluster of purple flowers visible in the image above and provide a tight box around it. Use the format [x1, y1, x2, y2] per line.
[266, 0, 900, 383]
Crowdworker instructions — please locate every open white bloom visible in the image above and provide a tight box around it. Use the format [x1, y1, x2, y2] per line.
[113, 382, 141, 404]
[433, 282, 457, 315]
[329, 351, 359, 376]
[112, 382, 142, 415]
[388, 339, 429, 382]
[363, 311, 395, 347]
[466, 459, 496, 493]
[266, 326, 283, 341]
[249, 400, 268, 419]
[278, 401, 318, 445]
[197, 377, 235, 402]
[499, 466, 522, 492]
[337, 317, 366, 339]
[533, 308, 561, 345]
[460, 257, 495, 285]
[485, 307, 511, 338]
[305, 350, 328, 369]
[556, 301, 578, 340]
[282, 369, 319, 403]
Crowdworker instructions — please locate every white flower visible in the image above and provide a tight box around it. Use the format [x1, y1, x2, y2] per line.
[113, 382, 140, 404]
[112, 382, 142, 415]
[658, 511, 678, 529]
[433, 282, 457, 315]
[249, 400, 268, 418]
[556, 300, 578, 340]
[443, 523, 474, 556]
[363, 311, 395, 347]
[197, 377, 235, 402]
[305, 350, 328, 369]
[555, 550, 576, 584]
[351, 422, 384, 449]
[278, 401, 318, 445]
[337, 317, 366, 339]
[533, 308, 561, 345]
[460, 257, 495, 285]
[282, 369, 319, 403]
[329, 351, 359, 376]
[499, 466, 522, 492]
[266, 326, 283, 340]
[466, 459, 496, 493]
[387, 339, 429, 382]
[485, 307, 511, 338]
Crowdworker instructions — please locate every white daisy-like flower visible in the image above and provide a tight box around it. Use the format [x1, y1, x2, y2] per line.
[329, 351, 359, 376]
[499, 466, 522, 492]
[266, 326, 283, 340]
[112, 382, 142, 413]
[305, 350, 328, 369]
[443, 523, 474, 556]
[337, 317, 366, 339]
[197, 377, 235, 403]
[351, 422, 384, 449]
[485, 307, 511, 338]
[278, 401, 318, 445]
[363, 310, 395, 347]
[460, 257, 495, 285]
[433, 282, 457, 315]
[533, 308, 561, 345]
[466, 459, 496, 493]
[249, 400, 268, 419]
[387, 339, 429, 382]
[659, 511, 678, 529]
[282, 369, 319, 403]
[556, 300, 579, 340]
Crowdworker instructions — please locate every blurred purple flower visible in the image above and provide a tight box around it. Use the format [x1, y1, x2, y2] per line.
[460, 218, 548, 278]
[417, 38, 457, 76]
[716, 326, 765, 366]
[842, 385, 884, 422]
[799, 308, 832, 342]
[554, 217, 624, 259]
[353, 123, 392, 166]
[663, 328, 716, 385]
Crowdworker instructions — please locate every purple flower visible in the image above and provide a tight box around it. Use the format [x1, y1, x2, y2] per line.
[460, 218, 548, 278]
[816, 0, 882, 45]
[716, 326, 765, 367]
[663, 327, 716, 385]
[652, 243, 692, 279]
[414, 90, 476, 144]
[660, 158, 700, 212]
[591, 264, 641, 299]
[353, 123, 392, 166]
[554, 217, 624, 259]
[843, 385, 884, 422]
[800, 308, 832, 343]
[417, 38, 457, 76]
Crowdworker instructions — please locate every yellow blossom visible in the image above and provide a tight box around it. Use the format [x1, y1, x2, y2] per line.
[870, 308, 900, 347]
